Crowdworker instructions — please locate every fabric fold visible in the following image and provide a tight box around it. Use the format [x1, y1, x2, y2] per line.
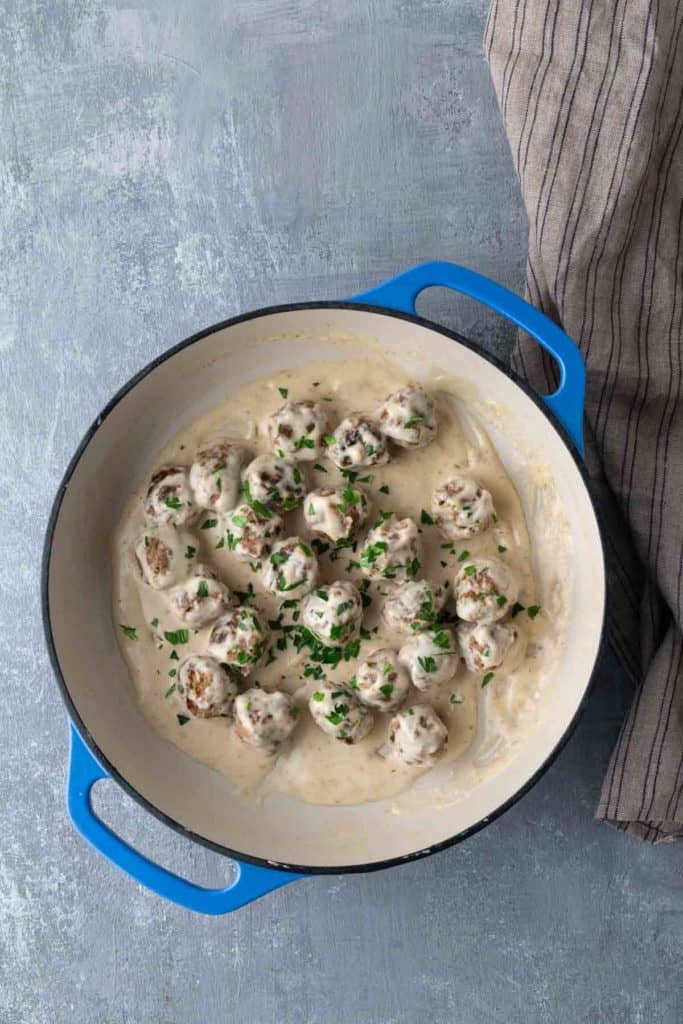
[485, 0, 683, 841]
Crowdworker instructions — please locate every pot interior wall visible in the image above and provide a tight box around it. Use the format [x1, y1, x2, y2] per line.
[47, 307, 604, 868]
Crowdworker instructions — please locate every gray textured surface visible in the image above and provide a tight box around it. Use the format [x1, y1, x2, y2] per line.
[1, 2, 680, 1022]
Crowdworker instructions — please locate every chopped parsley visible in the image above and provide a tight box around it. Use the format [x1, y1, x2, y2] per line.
[176, 714, 191, 726]
[312, 691, 325, 702]
[322, 434, 336, 446]
[449, 693, 464, 705]
[404, 414, 424, 429]
[163, 496, 182, 510]
[197, 580, 209, 599]
[360, 540, 388, 569]
[458, 549, 470, 562]
[379, 484, 390, 495]
[150, 618, 159, 629]
[201, 518, 218, 530]
[314, 463, 327, 473]
[343, 485, 361, 506]
[379, 683, 394, 698]
[463, 564, 476, 577]
[420, 509, 435, 525]
[184, 545, 196, 559]
[276, 570, 302, 590]
[278, 386, 288, 399]
[418, 656, 437, 674]
[164, 629, 189, 645]
[406, 557, 420, 579]
[119, 624, 138, 641]
[481, 672, 495, 688]
[295, 437, 315, 450]
[510, 602, 525, 618]
[242, 480, 273, 519]
[326, 702, 349, 726]
[498, 544, 507, 554]
[164, 683, 176, 698]
[527, 604, 541, 619]
[372, 511, 392, 531]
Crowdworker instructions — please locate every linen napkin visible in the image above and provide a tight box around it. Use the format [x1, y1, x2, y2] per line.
[485, 0, 683, 841]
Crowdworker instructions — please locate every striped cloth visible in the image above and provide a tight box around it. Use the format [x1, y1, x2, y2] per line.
[485, 0, 682, 841]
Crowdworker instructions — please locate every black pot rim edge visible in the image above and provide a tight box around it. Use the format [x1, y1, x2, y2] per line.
[41, 300, 609, 877]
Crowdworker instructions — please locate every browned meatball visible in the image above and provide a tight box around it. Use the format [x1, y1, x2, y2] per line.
[134, 526, 196, 590]
[144, 466, 196, 526]
[177, 655, 237, 718]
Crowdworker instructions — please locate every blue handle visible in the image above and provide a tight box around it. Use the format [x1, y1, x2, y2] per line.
[352, 261, 585, 454]
[67, 724, 302, 915]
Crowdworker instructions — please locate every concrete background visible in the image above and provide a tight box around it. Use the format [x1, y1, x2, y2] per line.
[1, 1, 680, 1022]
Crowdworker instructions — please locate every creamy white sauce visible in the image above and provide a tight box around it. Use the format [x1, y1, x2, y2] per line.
[112, 358, 567, 808]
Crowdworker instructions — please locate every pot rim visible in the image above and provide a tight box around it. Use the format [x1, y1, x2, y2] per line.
[42, 300, 608, 875]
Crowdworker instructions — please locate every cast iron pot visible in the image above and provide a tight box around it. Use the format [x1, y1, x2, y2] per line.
[43, 262, 605, 914]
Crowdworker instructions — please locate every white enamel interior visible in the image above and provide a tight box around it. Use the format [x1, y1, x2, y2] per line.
[47, 307, 604, 869]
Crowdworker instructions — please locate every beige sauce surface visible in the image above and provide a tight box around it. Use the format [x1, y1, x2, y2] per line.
[112, 357, 566, 807]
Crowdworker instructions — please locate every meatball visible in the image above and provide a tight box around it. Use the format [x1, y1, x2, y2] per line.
[388, 705, 448, 766]
[134, 525, 196, 590]
[359, 515, 420, 581]
[302, 581, 363, 646]
[262, 537, 319, 596]
[378, 384, 436, 449]
[208, 607, 269, 675]
[381, 579, 447, 634]
[144, 466, 196, 526]
[325, 415, 389, 469]
[226, 502, 282, 563]
[398, 627, 459, 690]
[354, 648, 410, 711]
[454, 557, 519, 624]
[177, 655, 237, 719]
[234, 688, 299, 753]
[265, 400, 328, 461]
[303, 485, 370, 543]
[457, 620, 518, 673]
[168, 564, 232, 628]
[308, 682, 374, 744]
[242, 454, 306, 512]
[431, 475, 495, 541]
[189, 442, 247, 514]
